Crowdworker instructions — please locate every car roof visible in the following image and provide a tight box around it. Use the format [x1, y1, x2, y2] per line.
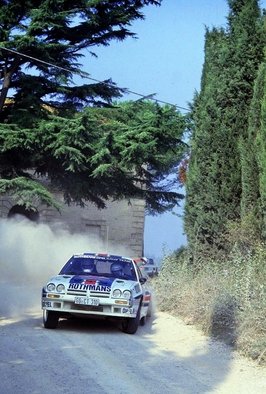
[73, 252, 132, 263]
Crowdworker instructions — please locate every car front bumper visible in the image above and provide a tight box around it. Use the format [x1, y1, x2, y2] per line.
[41, 293, 139, 318]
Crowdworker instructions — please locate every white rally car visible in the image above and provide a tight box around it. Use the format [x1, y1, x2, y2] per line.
[41, 252, 152, 334]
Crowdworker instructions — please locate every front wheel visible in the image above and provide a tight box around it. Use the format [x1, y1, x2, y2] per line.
[43, 310, 59, 329]
[121, 303, 141, 334]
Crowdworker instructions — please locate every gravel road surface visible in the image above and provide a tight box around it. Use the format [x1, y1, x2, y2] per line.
[1, 288, 265, 394]
[1, 220, 264, 393]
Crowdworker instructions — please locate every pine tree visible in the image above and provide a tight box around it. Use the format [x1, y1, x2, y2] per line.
[0, 1, 188, 213]
[0, 0, 161, 124]
[0, 101, 187, 213]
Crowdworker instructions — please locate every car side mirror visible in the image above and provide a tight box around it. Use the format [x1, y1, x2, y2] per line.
[139, 277, 147, 284]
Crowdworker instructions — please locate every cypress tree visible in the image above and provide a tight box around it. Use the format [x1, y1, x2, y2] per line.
[184, 28, 229, 258]
[184, 0, 264, 259]
[240, 11, 266, 239]
[240, 61, 266, 238]
[256, 61, 266, 238]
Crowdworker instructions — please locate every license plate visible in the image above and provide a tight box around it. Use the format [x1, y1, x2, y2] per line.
[74, 297, 100, 306]
[42, 301, 52, 308]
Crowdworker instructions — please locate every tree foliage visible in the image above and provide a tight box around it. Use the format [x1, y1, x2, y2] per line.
[184, 0, 265, 259]
[256, 61, 266, 238]
[0, 0, 161, 123]
[240, 61, 266, 237]
[0, 0, 189, 214]
[0, 101, 187, 213]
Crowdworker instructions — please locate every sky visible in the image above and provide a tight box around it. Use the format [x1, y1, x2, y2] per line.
[82, 0, 265, 262]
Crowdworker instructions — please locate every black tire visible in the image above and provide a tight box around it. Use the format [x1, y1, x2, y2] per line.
[43, 310, 59, 329]
[122, 303, 141, 334]
[140, 316, 146, 326]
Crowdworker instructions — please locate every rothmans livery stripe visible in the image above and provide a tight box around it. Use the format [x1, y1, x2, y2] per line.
[68, 276, 114, 292]
[69, 275, 114, 285]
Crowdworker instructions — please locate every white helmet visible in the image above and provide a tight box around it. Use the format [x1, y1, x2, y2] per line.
[111, 262, 123, 276]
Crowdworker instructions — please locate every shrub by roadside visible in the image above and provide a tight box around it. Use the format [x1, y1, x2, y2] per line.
[153, 245, 266, 365]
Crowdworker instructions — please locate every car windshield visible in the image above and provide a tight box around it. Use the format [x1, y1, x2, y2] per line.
[59, 256, 137, 281]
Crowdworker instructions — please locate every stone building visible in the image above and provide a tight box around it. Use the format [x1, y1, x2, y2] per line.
[0, 193, 145, 258]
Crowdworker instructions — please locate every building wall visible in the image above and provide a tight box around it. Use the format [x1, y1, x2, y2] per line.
[0, 193, 145, 258]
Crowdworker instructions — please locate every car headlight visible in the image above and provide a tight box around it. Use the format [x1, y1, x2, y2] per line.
[47, 283, 56, 292]
[123, 290, 131, 300]
[56, 284, 65, 293]
[112, 289, 122, 298]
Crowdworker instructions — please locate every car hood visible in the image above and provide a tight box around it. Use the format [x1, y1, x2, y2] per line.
[46, 274, 137, 292]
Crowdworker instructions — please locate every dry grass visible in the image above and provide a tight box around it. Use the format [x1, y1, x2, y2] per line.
[153, 246, 266, 364]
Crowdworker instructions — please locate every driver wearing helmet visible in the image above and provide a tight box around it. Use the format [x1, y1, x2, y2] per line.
[81, 259, 95, 274]
[110, 262, 124, 277]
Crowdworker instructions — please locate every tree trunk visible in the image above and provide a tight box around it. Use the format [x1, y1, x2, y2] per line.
[0, 56, 21, 112]
[0, 72, 12, 112]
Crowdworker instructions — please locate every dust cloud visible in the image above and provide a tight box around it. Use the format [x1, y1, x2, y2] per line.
[0, 216, 130, 319]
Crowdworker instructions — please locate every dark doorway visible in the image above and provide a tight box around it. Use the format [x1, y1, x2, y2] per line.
[8, 205, 39, 222]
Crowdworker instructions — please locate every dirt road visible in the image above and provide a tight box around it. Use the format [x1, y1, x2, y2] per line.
[1, 220, 264, 393]
[1, 295, 265, 394]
